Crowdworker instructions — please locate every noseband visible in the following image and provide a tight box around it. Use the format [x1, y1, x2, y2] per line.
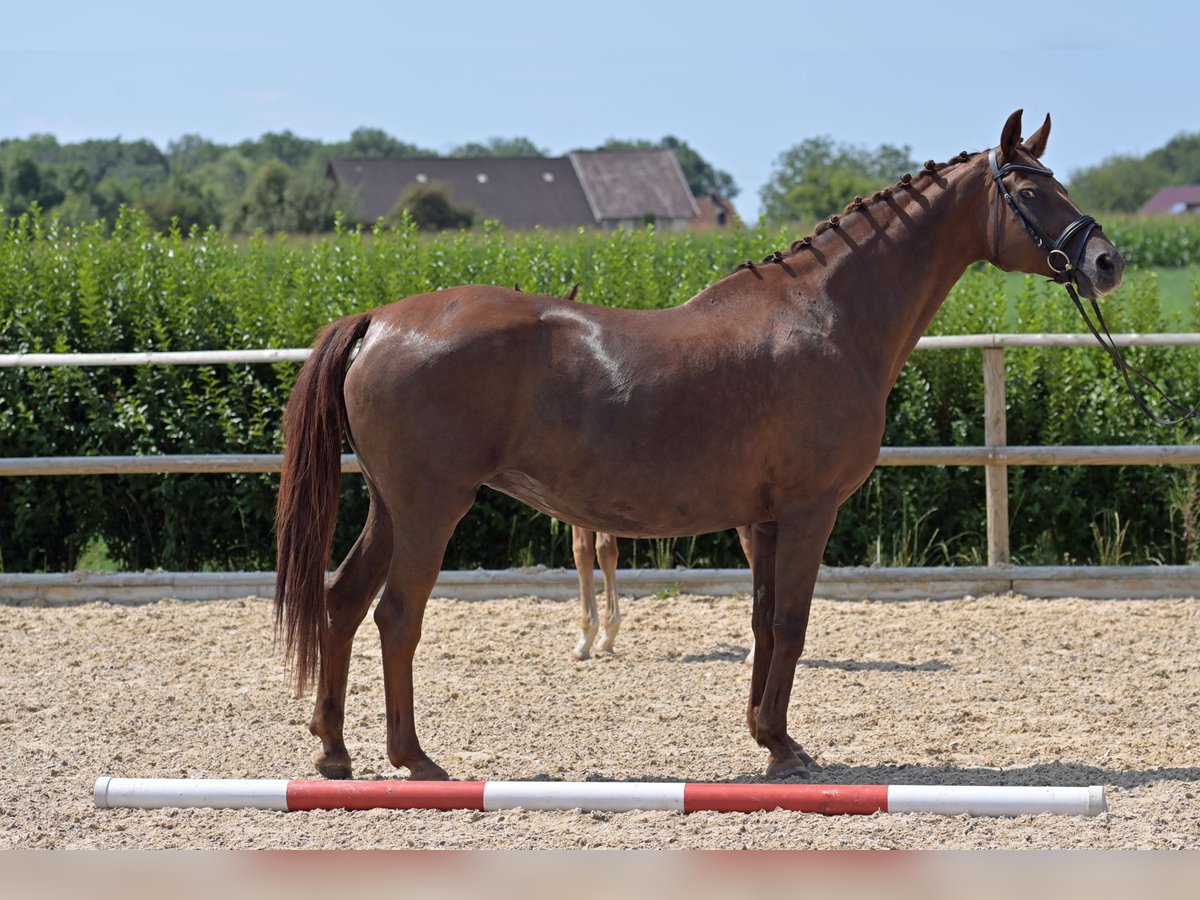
[989, 146, 1199, 425]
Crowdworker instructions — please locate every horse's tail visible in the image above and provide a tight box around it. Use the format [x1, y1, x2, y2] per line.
[275, 311, 372, 693]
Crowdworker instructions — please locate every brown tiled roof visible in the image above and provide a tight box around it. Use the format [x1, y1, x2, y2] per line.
[1139, 186, 1200, 215]
[691, 195, 741, 229]
[569, 150, 700, 221]
[326, 157, 594, 229]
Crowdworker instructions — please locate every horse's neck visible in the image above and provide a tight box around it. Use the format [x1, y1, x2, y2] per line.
[817, 161, 990, 390]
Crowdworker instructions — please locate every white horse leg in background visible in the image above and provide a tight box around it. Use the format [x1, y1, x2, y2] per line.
[571, 527, 619, 660]
[571, 526, 755, 662]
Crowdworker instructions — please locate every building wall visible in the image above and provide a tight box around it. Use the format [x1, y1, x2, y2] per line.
[600, 217, 692, 230]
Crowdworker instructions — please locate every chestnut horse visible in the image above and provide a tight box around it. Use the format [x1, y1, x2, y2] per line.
[570, 525, 753, 660]
[275, 111, 1124, 780]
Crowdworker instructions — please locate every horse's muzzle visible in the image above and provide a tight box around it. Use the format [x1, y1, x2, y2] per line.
[1078, 242, 1126, 297]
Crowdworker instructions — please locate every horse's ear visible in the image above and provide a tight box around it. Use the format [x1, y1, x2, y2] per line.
[1023, 113, 1052, 159]
[1000, 109, 1023, 159]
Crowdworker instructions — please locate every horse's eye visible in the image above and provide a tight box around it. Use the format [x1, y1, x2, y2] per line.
[1019, 188, 1036, 200]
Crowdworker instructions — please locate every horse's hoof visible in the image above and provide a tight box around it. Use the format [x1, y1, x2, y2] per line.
[765, 754, 811, 780]
[572, 647, 591, 661]
[789, 742, 818, 770]
[407, 761, 451, 781]
[313, 752, 353, 780]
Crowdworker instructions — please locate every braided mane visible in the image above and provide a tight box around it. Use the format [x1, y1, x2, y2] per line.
[733, 149, 983, 276]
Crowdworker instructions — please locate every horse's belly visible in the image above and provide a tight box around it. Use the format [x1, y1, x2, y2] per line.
[485, 470, 752, 539]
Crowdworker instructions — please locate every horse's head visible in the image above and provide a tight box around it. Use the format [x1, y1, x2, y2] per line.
[987, 109, 1124, 298]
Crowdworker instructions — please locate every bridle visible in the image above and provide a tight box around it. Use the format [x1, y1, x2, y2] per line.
[990, 146, 1200, 425]
[989, 147, 1099, 286]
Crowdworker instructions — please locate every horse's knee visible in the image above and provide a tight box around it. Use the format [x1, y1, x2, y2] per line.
[771, 618, 808, 659]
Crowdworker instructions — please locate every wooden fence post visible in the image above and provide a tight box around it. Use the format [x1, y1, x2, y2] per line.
[983, 348, 1010, 565]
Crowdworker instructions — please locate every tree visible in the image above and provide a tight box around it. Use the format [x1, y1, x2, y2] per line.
[190, 151, 256, 227]
[661, 136, 738, 198]
[54, 192, 102, 227]
[328, 127, 434, 159]
[450, 136, 547, 157]
[759, 136, 917, 225]
[141, 175, 220, 233]
[238, 160, 293, 232]
[93, 174, 137, 224]
[1146, 132, 1200, 184]
[68, 138, 169, 192]
[1067, 132, 1200, 213]
[237, 130, 320, 168]
[1068, 154, 1171, 214]
[167, 134, 224, 173]
[388, 181, 474, 232]
[232, 160, 351, 234]
[287, 166, 357, 233]
[1, 157, 65, 217]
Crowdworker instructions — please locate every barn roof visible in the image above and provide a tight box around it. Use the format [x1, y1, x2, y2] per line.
[326, 157, 593, 229]
[1138, 186, 1200, 215]
[327, 150, 699, 228]
[568, 150, 701, 221]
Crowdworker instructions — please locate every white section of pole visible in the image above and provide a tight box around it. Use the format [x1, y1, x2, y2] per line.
[93, 776, 291, 811]
[482, 781, 685, 812]
[887, 784, 1106, 817]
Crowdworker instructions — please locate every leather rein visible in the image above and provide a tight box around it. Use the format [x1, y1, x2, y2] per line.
[989, 147, 1199, 426]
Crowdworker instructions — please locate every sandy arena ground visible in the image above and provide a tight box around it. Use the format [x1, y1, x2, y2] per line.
[1, 590, 1198, 849]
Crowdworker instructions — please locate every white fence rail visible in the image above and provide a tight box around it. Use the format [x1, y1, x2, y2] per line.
[2, 333, 1199, 599]
[3, 332, 1199, 369]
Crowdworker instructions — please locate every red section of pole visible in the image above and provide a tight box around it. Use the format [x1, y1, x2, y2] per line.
[683, 783, 889, 815]
[285, 779, 487, 811]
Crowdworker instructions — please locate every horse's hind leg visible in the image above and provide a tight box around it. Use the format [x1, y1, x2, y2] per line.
[595, 532, 621, 653]
[571, 527, 600, 660]
[309, 497, 391, 779]
[374, 490, 475, 780]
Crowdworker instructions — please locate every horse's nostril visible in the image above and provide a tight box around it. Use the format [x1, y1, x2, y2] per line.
[1096, 252, 1114, 273]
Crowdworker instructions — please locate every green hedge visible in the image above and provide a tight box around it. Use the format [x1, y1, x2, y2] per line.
[1, 210, 1198, 572]
[1103, 215, 1200, 268]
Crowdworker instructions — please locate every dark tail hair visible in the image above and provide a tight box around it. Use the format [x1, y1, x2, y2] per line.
[275, 312, 372, 693]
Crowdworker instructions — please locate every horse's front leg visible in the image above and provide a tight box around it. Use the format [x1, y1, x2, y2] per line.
[745, 522, 811, 760]
[751, 503, 837, 778]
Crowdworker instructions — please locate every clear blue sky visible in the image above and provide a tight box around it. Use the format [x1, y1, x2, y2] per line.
[2, 1, 1193, 220]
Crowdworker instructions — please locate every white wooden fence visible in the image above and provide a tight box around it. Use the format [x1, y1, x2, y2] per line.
[2, 334, 1199, 603]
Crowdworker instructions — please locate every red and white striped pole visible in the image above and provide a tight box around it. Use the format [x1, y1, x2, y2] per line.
[94, 777, 1106, 817]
